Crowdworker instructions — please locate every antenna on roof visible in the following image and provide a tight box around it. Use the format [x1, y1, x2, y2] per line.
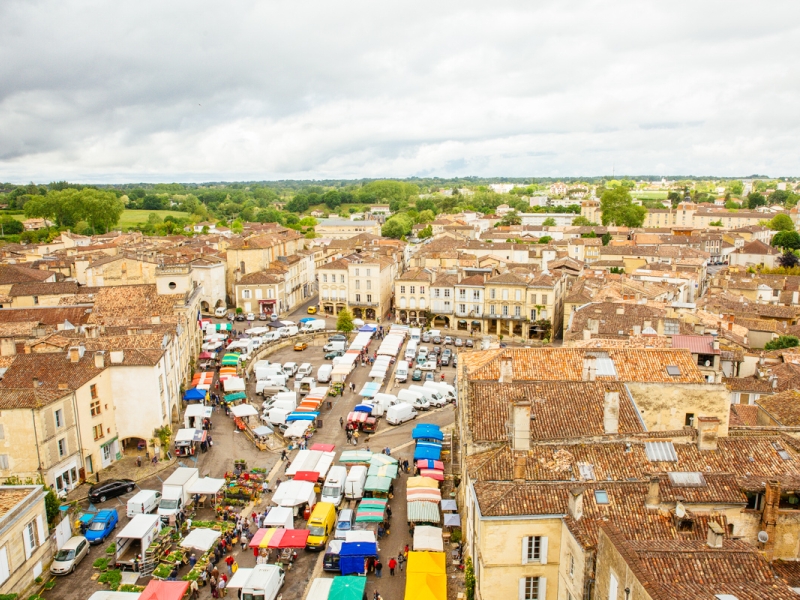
[675, 502, 686, 518]
[757, 530, 769, 543]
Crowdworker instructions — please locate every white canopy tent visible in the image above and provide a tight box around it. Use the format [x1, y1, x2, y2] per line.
[180, 528, 221, 553]
[184, 405, 212, 429]
[271, 480, 316, 508]
[413, 525, 444, 552]
[230, 404, 258, 418]
[283, 420, 312, 439]
[188, 477, 225, 496]
[345, 531, 377, 543]
[262, 506, 294, 529]
[223, 377, 246, 392]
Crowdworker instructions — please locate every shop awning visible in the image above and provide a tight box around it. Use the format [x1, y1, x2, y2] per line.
[230, 404, 258, 418]
[330, 575, 367, 599]
[407, 488, 442, 503]
[364, 475, 392, 493]
[440, 499, 457, 512]
[224, 392, 247, 402]
[347, 411, 368, 423]
[180, 528, 221, 552]
[353, 404, 373, 414]
[286, 412, 318, 422]
[412, 424, 443, 440]
[407, 476, 440, 490]
[139, 581, 190, 600]
[183, 388, 206, 401]
[414, 445, 442, 461]
[443, 513, 461, 527]
[418, 469, 443, 481]
[413, 526, 444, 552]
[283, 420, 312, 439]
[271, 480, 316, 507]
[275, 529, 309, 548]
[408, 501, 441, 523]
[359, 382, 381, 398]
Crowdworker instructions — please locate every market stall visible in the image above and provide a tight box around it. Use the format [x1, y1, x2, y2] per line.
[368, 463, 398, 479]
[338, 542, 379, 576]
[231, 404, 258, 419]
[224, 392, 247, 404]
[220, 468, 265, 506]
[283, 420, 313, 439]
[364, 475, 393, 498]
[180, 528, 221, 553]
[271, 480, 316, 514]
[339, 450, 373, 464]
[174, 428, 206, 457]
[404, 552, 447, 600]
[413, 526, 444, 552]
[184, 404, 212, 429]
[329, 576, 367, 600]
[263, 506, 294, 529]
[414, 442, 442, 462]
[408, 501, 441, 524]
[183, 388, 207, 403]
[188, 477, 225, 507]
[356, 498, 388, 523]
[223, 377, 246, 392]
[139, 581, 190, 600]
[359, 382, 380, 398]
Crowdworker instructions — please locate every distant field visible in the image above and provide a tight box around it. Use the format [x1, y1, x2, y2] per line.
[631, 190, 668, 199]
[5, 209, 190, 229]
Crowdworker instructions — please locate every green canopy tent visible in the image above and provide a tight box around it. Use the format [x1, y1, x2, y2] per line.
[356, 498, 387, 522]
[368, 463, 398, 479]
[364, 475, 393, 494]
[224, 392, 247, 403]
[330, 576, 367, 600]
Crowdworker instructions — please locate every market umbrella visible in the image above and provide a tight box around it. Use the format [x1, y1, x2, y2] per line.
[443, 513, 461, 527]
[253, 426, 273, 437]
[440, 499, 457, 512]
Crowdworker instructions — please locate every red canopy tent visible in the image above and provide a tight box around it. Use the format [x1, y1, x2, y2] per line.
[276, 528, 309, 548]
[198, 351, 214, 359]
[311, 443, 335, 452]
[293, 471, 320, 482]
[139, 580, 190, 600]
[348, 411, 368, 423]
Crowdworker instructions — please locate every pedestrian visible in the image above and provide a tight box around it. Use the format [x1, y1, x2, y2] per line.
[397, 552, 404, 571]
[168, 565, 178, 581]
[373, 591, 382, 600]
[189, 579, 199, 599]
[241, 532, 248, 551]
[210, 575, 218, 598]
[340, 416, 344, 428]
[388, 557, 397, 576]
[386, 505, 392, 520]
[375, 559, 383, 578]
[225, 554, 234, 574]
[189, 553, 197, 568]
[281, 449, 287, 461]
[218, 577, 226, 597]
[404, 544, 409, 560]
[403, 459, 409, 473]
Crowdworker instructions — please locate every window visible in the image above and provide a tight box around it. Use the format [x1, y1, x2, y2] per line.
[519, 576, 544, 600]
[502, 289, 509, 300]
[459, 290, 466, 299]
[355, 294, 361, 302]
[93, 424, 104, 440]
[355, 268, 359, 276]
[90, 400, 101, 416]
[569, 553, 575, 577]
[541, 294, 548, 304]
[502, 305, 509, 316]
[0, 547, 9, 586]
[355, 280, 360, 290]
[434, 289, 440, 297]
[609, 572, 618, 600]
[473, 290, 480, 300]
[490, 289, 496, 299]
[54, 409, 63, 428]
[0, 455, 8, 469]
[594, 490, 609, 504]
[340, 275, 345, 283]
[322, 274, 327, 283]
[515, 306, 521, 317]
[255, 289, 262, 299]
[522, 535, 548, 563]
[90, 384, 98, 399]
[0, 425, 4, 440]
[367, 295, 372, 303]
[24, 521, 37, 558]
[57, 438, 67, 457]
[685, 413, 695, 427]
[459, 304, 466, 313]
[490, 305, 495, 315]
[400, 286, 406, 294]
[419, 287, 425, 294]
[242, 289, 251, 299]
[515, 289, 521, 301]
[158, 375, 164, 394]
[410, 286, 415, 294]
[268, 288, 274, 299]
[366, 280, 371, 290]
[366, 269, 371, 276]
[444, 289, 450, 297]
[33, 296, 39, 305]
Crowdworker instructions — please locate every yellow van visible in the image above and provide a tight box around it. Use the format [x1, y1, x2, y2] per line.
[306, 502, 337, 550]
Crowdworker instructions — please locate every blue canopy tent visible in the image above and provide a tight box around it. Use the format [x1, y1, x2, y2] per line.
[358, 324, 377, 332]
[286, 412, 319, 422]
[339, 541, 378, 575]
[354, 404, 373, 414]
[414, 444, 442, 461]
[412, 425, 444, 441]
[299, 317, 316, 324]
[359, 382, 380, 398]
[183, 388, 206, 402]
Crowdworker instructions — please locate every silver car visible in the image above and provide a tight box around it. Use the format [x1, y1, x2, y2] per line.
[51, 536, 90, 575]
[335, 508, 355, 540]
[444, 336, 453, 345]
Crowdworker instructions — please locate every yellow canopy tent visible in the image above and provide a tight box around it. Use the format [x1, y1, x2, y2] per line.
[407, 476, 439, 489]
[404, 551, 447, 600]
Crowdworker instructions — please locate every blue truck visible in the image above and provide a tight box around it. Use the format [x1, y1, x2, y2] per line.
[85, 509, 119, 545]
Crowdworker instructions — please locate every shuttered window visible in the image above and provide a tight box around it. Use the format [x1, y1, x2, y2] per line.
[0, 547, 8, 585]
[518, 577, 546, 600]
[521, 536, 548, 564]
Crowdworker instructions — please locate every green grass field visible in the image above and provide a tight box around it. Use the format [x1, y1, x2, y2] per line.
[7, 209, 190, 228]
[630, 190, 668, 199]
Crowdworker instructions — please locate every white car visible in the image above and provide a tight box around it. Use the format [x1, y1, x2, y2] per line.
[51, 536, 90, 575]
[418, 360, 437, 371]
[418, 346, 429, 361]
[214, 306, 227, 318]
[246, 313, 255, 321]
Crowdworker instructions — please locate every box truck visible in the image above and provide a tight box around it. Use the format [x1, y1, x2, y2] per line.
[158, 467, 199, 520]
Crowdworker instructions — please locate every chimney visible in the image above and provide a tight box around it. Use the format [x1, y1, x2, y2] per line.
[582, 355, 597, 381]
[760, 480, 780, 560]
[32, 378, 40, 388]
[85, 325, 99, 339]
[68, 346, 81, 363]
[94, 351, 105, 368]
[706, 521, 724, 548]
[645, 477, 660, 508]
[603, 390, 620, 435]
[712, 339, 720, 351]
[151, 315, 161, 325]
[616, 307, 624, 315]
[499, 355, 513, 383]
[697, 416, 720, 451]
[513, 452, 527, 482]
[772, 377, 778, 389]
[511, 401, 531, 452]
[0, 338, 16, 357]
[568, 487, 585, 520]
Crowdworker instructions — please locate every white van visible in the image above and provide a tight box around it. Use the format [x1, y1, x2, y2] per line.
[371, 393, 398, 417]
[424, 381, 457, 403]
[242, 564, 285, 600]
[279, 325, 299, 338]
[317, 364, 333, 383]
[256, 382, 290, 396]
[297, 363, 313, 378]
[345, 465, 368, 500]
[398, 388, 430, 411]
[405, 340, 418, 362]
[395, 360, 409, 383]
[386, 402, 417, 425]
[321, 466, 347, 506]
[409, 384, 446, 408]
[127, 490, 162, 518]
[410, 328, 421, 343]
[417, 346, 429, 361]
[283, 362, 298, 378]
[214, 306, 227, 318]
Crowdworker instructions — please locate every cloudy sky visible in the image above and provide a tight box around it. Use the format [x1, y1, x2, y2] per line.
[1, 1, 798, 183]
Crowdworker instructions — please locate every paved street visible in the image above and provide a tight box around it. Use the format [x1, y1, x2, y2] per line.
[57, 324, 462, 600]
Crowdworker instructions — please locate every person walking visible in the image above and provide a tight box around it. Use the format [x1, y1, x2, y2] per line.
[397, 551, 404, 571]
[189, 579, 199, 599]
[388, 557, 397, 576]
[340, 416, 344, 428]
[240, 531, 248, 552]
[217, 577, 226, 597]
[375, 558, 383, 578]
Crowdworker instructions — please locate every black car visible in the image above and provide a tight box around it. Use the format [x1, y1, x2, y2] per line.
[329, 334, 346, 342]
[88, 479, 135, 504]
[235, 314, 246, 321]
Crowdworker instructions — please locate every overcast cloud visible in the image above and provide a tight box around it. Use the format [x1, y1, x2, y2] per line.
[1, 0, 799, 183]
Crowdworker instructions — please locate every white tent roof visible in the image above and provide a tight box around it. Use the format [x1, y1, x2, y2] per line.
[175, 428, 202, 443]
[188, 477, 225, 496]
[413, 525, 444, 552]
[223, 378, 246, 392]
[283, 420, 312, 439]
[180, 528, 221, 552]
[345, 531, 376, 543]
[185, 405, 211, 418]
[230, 404, 258, 418]
[262, 506, 294, 529]
[271, 480, 316, 507]
[227, 568, 254, 590]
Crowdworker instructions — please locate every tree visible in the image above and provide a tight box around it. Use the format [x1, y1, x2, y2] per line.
[542, 217, 556, 227]
[601, 232, 612, 246]
[572, 216, 598, 226]
[746, 192, 766, 208]
[417, 210, 435, 224]
[336, 307, 355, 333]
[0, 217, 23, 235]
[769, 213, 794, 232]
[381, 214, 413, 239]
[709, 220, 723, 227]
[538, 236, 553, 244]
[599, 187, 647, 227]
[778, 250, 800, 269]
[496, 211, 521, 226]
[418, 225, 433, 239]
[772, 231, 800, 249]
[765, 335, 800, 351]
[728, 180, 744, 196]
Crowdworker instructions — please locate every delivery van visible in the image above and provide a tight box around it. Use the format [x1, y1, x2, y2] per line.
[386, 402, 417, 425]
[405, 340, 418, 362]
[305, 502, 337, 550]
[395, 360, 409, 383]
[323, 540, 343, 572]
[256, 382, 290, 396]
[410, 328, 421, 343]
[126, 490, 161, 518]
[321, 466, 347, 506]
[317, 364, 333, 383]
[424, 381, 457, 403]
[241, 564, 285, 600]
[409, 384, 447, 408]
[283, 362, 298, 378]
[297, 363, 313, 378]
[398, 388, 430, 411]
[345, 465, 368, 500]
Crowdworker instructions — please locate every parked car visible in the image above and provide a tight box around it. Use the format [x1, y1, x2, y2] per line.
[307, 306, 318, 314]
[444, 336, 453, 345]
[85, 509, 119, 544]
[88, 479, 135, 504]
[329, 334, 346, 342]
[294, 342, 308, 351]
[425, 372, 434, 382]
[419, 360, 437, 371]
[421, 332, 431, 342]
[226, 312, 235, 321]
[455, 338, 463, 347]
[432, 335, 442, 344]
[214, 306, 228, 318]
[442, 348, 452, 358]
[235, 313, 246, 321]
[247, 313, 255, 321]
[441, 355, 451, 366]
[51, 536, 90, 575]
[412, 368, 423, 381]
[270, 313, 278, 321]
[465, 339, 474, 348]
[325, 350, 344, 360]
[432, 346, 441, 355]
[259, 313, 268, 321]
